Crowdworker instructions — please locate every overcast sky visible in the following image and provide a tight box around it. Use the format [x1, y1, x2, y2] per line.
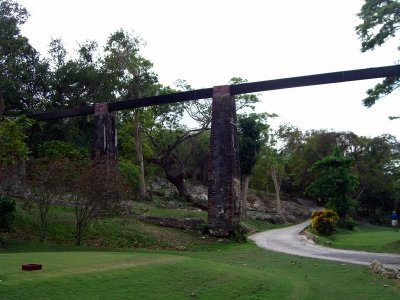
[18, 0, 399, 139]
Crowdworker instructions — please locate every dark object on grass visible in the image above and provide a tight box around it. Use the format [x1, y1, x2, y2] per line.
[22, 264, 42, 271]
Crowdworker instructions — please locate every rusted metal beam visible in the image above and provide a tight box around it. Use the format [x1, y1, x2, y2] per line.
[230, 65, 400, 95]
[29, 105, 95, 121]
[28, 65, 400, 121]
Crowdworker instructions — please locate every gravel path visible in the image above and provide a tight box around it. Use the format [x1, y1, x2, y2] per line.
[249, 220, 400, 270]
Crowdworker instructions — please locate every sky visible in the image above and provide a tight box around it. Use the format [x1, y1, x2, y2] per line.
[18, 0, 399, 139]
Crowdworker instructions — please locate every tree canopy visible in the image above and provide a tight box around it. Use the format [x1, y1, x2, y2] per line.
[356, 0, 400, 108]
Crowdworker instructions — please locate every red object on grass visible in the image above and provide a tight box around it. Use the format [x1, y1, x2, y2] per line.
[22, 264, 42, 271]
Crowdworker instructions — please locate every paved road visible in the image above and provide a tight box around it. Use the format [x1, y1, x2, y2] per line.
[249, 220, 400, 270]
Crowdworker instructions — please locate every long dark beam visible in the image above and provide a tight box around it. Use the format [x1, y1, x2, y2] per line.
[29, 105, 95, 121]
[109, 88, 213, 112]
[29, 65, 400, 121]
[230, 65, 400, 95]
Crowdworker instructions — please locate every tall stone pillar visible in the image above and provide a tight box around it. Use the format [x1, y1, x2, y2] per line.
[207, 86, 241, 236]
[92, 103, 117, 163]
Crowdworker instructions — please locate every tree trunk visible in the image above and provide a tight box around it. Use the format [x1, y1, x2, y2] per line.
[271, 166, 283, 215]
[39, 209, 46, 242]
[164, 169, 208, 211]
[0, 91, 5, 118]
[155, 155, 207, 211]
[134, 113, 147, 199]
[241, 175, 251, 218]
[75, 226, 81, 246]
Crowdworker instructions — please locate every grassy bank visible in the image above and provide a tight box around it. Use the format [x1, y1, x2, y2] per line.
[1, 200, 399, 299]
[317, 223, 400, 254]
[1, 243, 399, 299]
[1, 200, 223, 251]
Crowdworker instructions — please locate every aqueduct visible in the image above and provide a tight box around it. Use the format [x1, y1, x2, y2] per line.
[29, 65, 400, 236]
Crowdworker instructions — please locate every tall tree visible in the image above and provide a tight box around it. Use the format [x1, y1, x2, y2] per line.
[104, 30, 158, 199]
[306, 147, 359, 225]
[0, 0, 50, 116]
[356, 0, 400, 108]
[237, 113, 269, 217]
[353, 134, 400, 216]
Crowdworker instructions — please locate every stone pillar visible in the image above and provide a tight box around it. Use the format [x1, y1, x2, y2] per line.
[207, 86, 241, 236]
[92, 103, 117, 162]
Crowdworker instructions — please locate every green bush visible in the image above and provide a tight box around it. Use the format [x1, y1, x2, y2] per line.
[0, 195, 16, 232]
[343, 216, 358, 230]
[119, 160, 140, 191]
[37, 140, 88, 160]
[311, 209, 339, 236]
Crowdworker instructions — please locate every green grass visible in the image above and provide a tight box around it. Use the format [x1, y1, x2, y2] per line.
[241, 218, 287, 232]
[0, 244, 399, 299]
[2, 201, 221, 252]
[2, 200, 399, 299]
[132, 202, 208, 220]
[317, 223, 400, 254]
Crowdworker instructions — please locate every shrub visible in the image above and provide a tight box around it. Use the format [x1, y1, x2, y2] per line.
[119, 159, 140, 191]
[343, 216, 358, 230]
[0, 195, 16, 232]
[37, 140, 88, 161]
[311, 209, 339, 235]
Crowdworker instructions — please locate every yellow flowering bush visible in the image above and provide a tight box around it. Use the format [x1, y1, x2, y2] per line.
[311, 209, 339, 235]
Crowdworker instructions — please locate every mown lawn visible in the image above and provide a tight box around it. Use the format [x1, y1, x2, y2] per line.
[318, 223, 400, 254]
[1, 200, 399, 299]
[0, 243, 399, 299]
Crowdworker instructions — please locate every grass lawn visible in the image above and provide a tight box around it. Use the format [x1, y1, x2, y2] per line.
[0, 243, 399, 299]
[317, 223, 400, 254]
[1, 200, 399, 299]
[132, 202, 208, 220]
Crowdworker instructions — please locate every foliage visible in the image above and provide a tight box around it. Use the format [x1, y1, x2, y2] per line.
[344, 216, 358, 231]
[119, 159, 141, 191]
[0, 116, 34, 165]
[356, 0, 400, 107]
[72, 161, 131, 245]
[24, 158, 73, 241]
[353, 134, 400, 216]
[0, 195, 15, 231]
[37, 140, 88, 160]
[306, 147, 359, 223]
[311, 209, 339, 235]
[230, 77, 261, 111]
[0, 196, 15, 231]
[0, 0, 50, 116]
[237, 113, 269, 176]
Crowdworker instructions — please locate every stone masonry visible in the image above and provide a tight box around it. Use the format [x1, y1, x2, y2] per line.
[92, 103, 117, 162]
[207, 86, 241, 236]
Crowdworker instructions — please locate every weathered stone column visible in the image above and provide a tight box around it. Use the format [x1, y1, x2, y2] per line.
[207, 86, 241, 236]
[92, 103, 117, 162]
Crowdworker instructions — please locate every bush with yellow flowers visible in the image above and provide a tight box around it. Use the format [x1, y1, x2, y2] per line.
[311, 209, 339, 235]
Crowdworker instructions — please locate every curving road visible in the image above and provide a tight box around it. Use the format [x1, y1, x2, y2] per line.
[249, 220, 400, 270]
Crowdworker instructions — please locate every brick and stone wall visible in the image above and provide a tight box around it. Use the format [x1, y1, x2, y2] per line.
[92, 103, 117, 162]
[207, 86, 241, 236]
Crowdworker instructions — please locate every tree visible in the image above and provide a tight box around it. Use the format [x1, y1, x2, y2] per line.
[353, 134, 400, 217]
[145, 123, 210, 210]
[71, 161, 130, 245]
[306, 147, 359, 225]
[252, 124, 295, 216]
[0, 0, 50, 116]
[237, 113, 269, 217]
[0, 116, 33, 195]
[24, 158, 65, 241]
[104, 30, 159, 199]
[287, 130, 344, 196]
[356, 0, 400, 108]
